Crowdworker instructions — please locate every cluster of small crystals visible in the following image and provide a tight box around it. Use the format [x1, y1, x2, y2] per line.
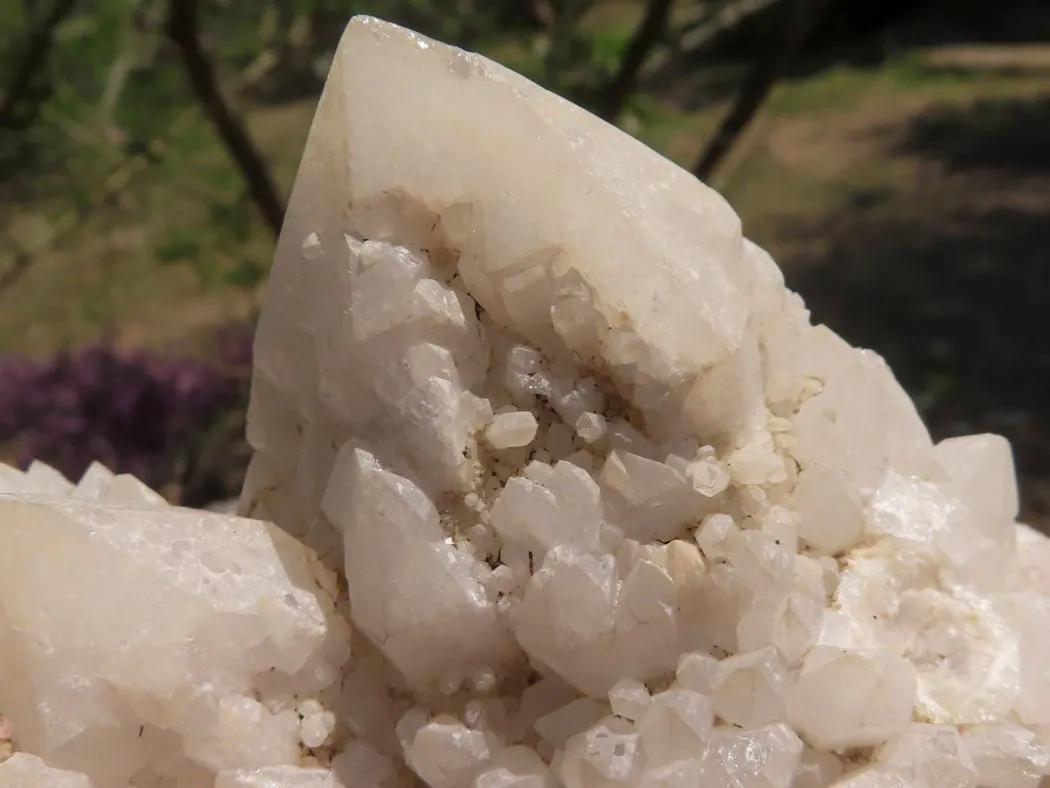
[0, 460, 353, 787]
[233, 15, 1050, 788]
[237, 224, 1050, 788]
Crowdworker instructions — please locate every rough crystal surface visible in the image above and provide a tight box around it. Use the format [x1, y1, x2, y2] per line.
[2, 13, 1050, 788]
[0, 467, 349, 786]
[0, 753, 96, 788]
[214, 765, 346, 787]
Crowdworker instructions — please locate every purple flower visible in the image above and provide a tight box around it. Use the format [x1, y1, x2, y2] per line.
[0, 338, 250, 490]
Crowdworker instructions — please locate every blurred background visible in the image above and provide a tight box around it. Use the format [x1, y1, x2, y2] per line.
[0, 0, 1047, 526]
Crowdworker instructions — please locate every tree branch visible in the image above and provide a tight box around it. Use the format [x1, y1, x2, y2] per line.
[0, 0, 78, 132]
[693, 0, 832, 182]
[595, 0, 677, 122]
[166, 0, 285, 238]
[542, 0, 595, 87]
[679, 0, 782, 54]
[98, 30, 137, 131]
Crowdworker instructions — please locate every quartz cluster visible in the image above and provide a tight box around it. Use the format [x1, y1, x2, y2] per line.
[2, 14, 1050, 788]
[0, 460, 351, 787]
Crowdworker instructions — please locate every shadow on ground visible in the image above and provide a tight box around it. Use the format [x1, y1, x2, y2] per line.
[902, 94, 1050, 172]
[783, 94, 1050, 524]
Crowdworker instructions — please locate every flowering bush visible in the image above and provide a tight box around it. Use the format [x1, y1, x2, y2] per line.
[0, 337, 252, 497]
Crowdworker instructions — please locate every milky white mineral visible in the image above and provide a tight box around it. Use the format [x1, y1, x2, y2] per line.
[0, 464, 350, 786]
[0, 753, 96, 787]
[2, 12, 1050, 788]
[214, 765, 346, 788]
[237, 13, 1050, 787]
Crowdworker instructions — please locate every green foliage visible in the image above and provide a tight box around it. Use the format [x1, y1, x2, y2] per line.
[0, 0, 269, 295]
[589, 26, 635, 77]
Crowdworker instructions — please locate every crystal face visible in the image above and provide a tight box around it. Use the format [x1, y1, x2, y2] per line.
[1, 14, 1049, 788]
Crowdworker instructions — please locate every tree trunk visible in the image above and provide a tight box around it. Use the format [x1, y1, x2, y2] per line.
[0, 0, 79, 132]
[166, 0, 285, 239]
[596, 0, 677, 122]
[693, 0, 832, 182]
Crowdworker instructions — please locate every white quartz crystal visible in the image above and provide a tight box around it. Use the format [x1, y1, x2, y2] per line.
[215, 765, 346, 787]
[0, 465, 349, 786]
[788, 646, 917, 750]
[2, 13, 1049, 788]
[236, 17, 1048, 786]
[486, 412, 540, 449]
[299, 709, 337, 748]
[608, 680, 650, 722]
[0, 753, 96, 787]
